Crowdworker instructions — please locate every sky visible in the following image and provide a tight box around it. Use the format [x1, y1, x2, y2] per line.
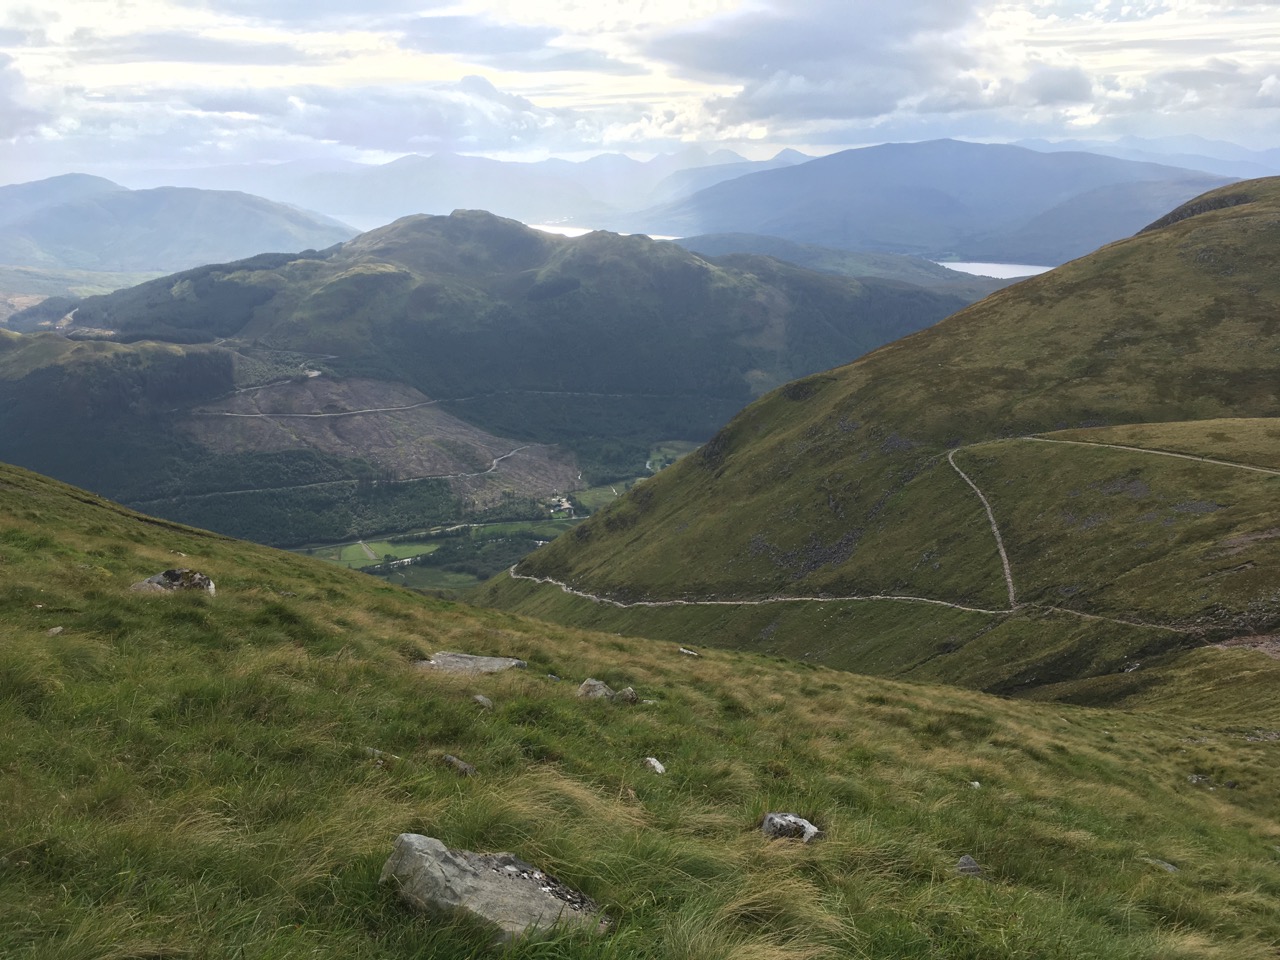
[1, 0, 1279, 180]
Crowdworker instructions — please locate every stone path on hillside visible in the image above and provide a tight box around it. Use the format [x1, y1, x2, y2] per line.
[1023, 436, 1280, 477]
[505, 566, 1012, 615]
[506, 565, 1191, 633]
[947, 448, 1018, 608]
[507, 433, 1262, 636]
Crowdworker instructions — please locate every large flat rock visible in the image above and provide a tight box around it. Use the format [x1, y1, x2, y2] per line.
[380, 834, 606, 941]
[414, 652, 528, 674]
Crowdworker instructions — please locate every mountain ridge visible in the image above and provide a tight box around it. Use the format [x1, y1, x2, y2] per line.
[619, 139, 1231, 264]
[0, 175, 356, 277]
[0, 210, 969, 546]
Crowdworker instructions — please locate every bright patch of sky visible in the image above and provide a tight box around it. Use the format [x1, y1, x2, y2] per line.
[0, 0, 1277, 179]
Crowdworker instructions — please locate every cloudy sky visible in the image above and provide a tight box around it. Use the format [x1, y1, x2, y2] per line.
[2, 0, 1279, 179]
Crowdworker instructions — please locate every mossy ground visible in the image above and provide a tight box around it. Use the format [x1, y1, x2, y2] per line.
[3, 461, 1280, 958]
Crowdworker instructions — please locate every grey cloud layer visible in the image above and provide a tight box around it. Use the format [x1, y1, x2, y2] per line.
[0, 53, 46, 138]
[643, 0, 988, 125]
[1, 0, 1277, 175]
[120, 75, 603, 155]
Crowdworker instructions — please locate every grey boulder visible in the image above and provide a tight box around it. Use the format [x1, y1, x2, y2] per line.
[442, 754, 477, 777]
[761, 813, 821, 842]
[130, 569, 216, 596]
[956, 854, 983, 877]
[380, 834, 607, 941]
[577, 679, 615, 699]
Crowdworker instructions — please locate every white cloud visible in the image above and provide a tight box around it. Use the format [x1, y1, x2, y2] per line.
[1, 0, 1278, 178]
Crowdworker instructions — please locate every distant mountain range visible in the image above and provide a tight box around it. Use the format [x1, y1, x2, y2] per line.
[487, 177, 1280, 699]
[617, 139, 1231, 264]
[2, 139, 1237, 297]
[1017, 134, 1280, 181]
[118, 141, 1232, 267]
[0, 174, 355, 274]
[0, 210, 968, 545]
[121, 148, 813, 231]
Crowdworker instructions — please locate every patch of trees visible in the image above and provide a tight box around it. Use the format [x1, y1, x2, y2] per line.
[154, 478, 459, 547]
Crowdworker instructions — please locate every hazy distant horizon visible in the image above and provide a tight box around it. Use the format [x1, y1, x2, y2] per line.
[2, 2, 1278, 184]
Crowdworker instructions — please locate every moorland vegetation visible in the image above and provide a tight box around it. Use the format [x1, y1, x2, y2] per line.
[2, 460, 1279, 958]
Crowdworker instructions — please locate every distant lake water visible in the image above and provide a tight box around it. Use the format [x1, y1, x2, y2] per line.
[526, 227, 1054, 277]
[935, 261, 1053, 279]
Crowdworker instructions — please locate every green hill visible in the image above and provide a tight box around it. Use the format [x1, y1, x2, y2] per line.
[482, 178, 1280, 697]
[0, 211, 967, 547]
[3, 459, 1280, 958]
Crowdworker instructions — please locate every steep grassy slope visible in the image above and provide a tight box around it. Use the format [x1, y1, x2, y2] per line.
[3, 460, 1280, 959]
[1, 211, 967, 546]
[486, 179, 1280, 694]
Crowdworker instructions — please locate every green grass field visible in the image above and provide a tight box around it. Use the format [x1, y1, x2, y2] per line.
[4, 460, 1280, 958]
[7, 463, 1280, 957]
[303, 539, 442, 568]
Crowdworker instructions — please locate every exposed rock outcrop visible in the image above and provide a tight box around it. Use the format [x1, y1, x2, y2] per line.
[380, 833, 607, 941]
